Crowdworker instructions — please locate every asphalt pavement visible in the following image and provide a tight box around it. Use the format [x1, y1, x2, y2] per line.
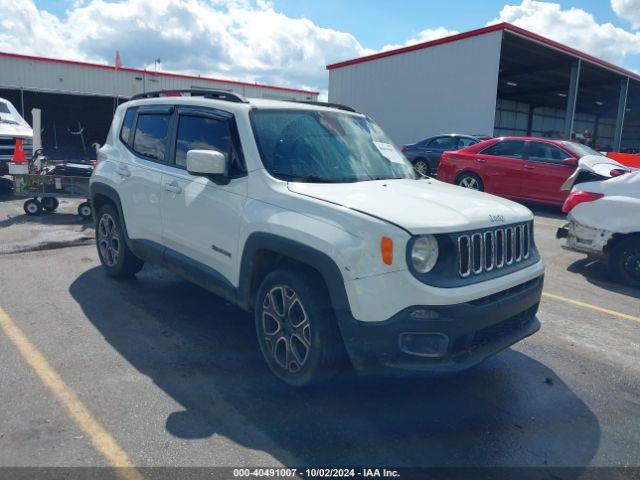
[0, 196, 639, 477]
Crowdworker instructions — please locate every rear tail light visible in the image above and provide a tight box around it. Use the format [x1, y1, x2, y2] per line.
[610, 168, 630, 177]
[400, 145, 407, 152]
[562, 191, 604, 213]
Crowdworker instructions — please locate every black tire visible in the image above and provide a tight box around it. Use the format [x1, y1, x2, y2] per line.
[95, 204, 144, 277]
[456, 172, 484, 191]
[608, 237, 640, 288]
[41, 197, 59, 212]
[255, 268, 346, 387]
[24, 198, 43, 216]
[78, 201, 93, 220]
[413, 158, 430, 177]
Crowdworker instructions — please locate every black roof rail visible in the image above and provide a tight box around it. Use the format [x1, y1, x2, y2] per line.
[291, 100, 357, 113]
[129, 89, 248, 103]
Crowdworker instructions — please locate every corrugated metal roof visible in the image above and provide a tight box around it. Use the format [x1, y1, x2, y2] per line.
[0, 51, 319, 95]
[326, 22, 640, 83]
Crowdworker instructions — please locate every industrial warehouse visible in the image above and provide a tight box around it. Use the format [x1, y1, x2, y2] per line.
[0, 52, 318, 161]
[328, 22, 640, 153]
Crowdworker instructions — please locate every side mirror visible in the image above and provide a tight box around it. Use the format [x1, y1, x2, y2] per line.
[186, 149, 227, 180]
[562, 157, 578, 167]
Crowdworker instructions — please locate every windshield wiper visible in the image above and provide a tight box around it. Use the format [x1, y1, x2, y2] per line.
[271, 171, 337, 183]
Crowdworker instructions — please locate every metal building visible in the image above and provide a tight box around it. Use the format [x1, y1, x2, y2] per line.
[0, 51, 318, 160]
[328, 22, 640, 153]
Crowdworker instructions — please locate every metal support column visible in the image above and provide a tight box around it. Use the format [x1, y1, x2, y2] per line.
[613, 77, 629, 152]
[564, 59, 581, 140]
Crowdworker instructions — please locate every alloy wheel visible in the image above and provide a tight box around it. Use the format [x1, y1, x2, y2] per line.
[414, 160, 429, 177]
[623, 248, 640, 282]
[459, 177, 479, 190]
[261, 285, 311, 374]
[97, 213, 121, 267]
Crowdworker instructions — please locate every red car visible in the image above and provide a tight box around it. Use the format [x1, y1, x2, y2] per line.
[436, 137, 605, 207]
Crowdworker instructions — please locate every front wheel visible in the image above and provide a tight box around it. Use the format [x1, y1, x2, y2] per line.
[24, 198, 43, 216]
[78, 201, 92, 220]
[456, 172, 484, 191]
[608, 237, 640, 288]
[96, 204, 144, 277]
[255, 268, 345, 387]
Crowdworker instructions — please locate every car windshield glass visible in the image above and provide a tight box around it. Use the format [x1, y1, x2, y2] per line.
[251, 109, 416, 183]
[560, 141, 604, 158]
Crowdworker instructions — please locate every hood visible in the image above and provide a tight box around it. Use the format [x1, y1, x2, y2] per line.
[0, 99, 32, 139]
[561, 155, 635, 191]
[288, 178, 532, 234]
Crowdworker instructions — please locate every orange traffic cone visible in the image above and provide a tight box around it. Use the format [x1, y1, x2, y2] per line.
[12, 138, 27, 164]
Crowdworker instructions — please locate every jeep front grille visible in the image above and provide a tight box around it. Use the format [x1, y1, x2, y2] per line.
[458, 223, 531, 278]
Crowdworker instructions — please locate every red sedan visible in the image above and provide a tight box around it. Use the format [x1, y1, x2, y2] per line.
[436, 137, 604, 207]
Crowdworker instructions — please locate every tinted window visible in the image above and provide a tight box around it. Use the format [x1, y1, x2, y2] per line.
[0, 103, 10, 114]
[481, 140, 525, 159]
[175, 115, 232, 169]
[528, 141, 567, 164]
[132, 114, 170, 161]
[458, 137, 478, 148]
[429, 137, 456, 149]
[119, 108, 136, 146]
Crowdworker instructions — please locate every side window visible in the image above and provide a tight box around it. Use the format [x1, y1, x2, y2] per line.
[119, 108, 136, 146]
[175, 115, 245, 175]
[132, 114, 171, 161]
[428, 136, 456, 150]
[481, 140, 525, 159]
[458, 137, 478, 148]
[528, 141, 568, 164]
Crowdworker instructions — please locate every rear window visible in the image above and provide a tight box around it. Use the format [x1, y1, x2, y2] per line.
[0, 103, 10, 114]
[119, 108, 136, 146]
[132, 114, 170, 161]
[429, 137, 456, 149]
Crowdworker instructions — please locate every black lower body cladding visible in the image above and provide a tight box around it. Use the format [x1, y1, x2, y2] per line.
[337, 275, 544, 373]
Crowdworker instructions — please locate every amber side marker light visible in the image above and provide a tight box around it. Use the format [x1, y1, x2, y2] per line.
[381, 236, 393, 265]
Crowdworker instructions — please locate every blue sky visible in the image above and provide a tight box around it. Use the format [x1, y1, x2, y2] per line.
[36, 0, 631, 50]
[5, 0, 640, 92]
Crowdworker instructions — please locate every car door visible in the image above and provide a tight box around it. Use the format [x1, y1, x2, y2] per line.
[474, 139, 525, 197]
[425, 136, 457, 170]
[116, 105, 170, 244]
[160, 106, 248, 286]
[523, 141, 576, 204]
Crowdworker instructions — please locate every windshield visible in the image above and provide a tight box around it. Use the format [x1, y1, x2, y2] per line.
[251, 109, 416, 183]
[560, 141, 604, 158]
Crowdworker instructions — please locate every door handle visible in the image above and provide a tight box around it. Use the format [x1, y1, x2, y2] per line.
[524, 164, 535, 170]
[115, 165, 131, 177]
[476, 158, 486, 163]
[164, 181, 182, 194]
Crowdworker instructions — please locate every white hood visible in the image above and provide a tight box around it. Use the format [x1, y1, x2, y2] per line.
[0, 98, 33, 139]
[288, 178, 533, 234]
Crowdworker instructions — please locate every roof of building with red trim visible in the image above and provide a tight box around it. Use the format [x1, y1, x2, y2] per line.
[326, 22, 640, 82]
[0, 51, 319, 95]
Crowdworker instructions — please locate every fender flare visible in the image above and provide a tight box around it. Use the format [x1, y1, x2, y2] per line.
[238, 232, 351, 316]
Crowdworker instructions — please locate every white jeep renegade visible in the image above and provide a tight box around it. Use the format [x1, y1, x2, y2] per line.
[91, 90, 544, 386]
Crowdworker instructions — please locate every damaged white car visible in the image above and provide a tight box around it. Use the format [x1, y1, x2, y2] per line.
[557, 156, 640, 287]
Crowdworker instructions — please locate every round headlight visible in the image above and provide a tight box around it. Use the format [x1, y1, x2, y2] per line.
[411, 235, 439, 273]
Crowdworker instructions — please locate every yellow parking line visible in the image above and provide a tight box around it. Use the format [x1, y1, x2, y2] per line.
[534, 219, 562, 228]
[0, 306, 144, 480]
[542, 292, 640, 324]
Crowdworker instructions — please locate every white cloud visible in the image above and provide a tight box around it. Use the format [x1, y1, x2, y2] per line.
[380, 27, 459, 52]
[488, 0, 640, 67]
[611, 0, 640, 29]
[0, 0, 373, 93]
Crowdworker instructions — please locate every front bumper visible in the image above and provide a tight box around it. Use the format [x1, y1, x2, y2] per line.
[338, 275, 543, 373]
